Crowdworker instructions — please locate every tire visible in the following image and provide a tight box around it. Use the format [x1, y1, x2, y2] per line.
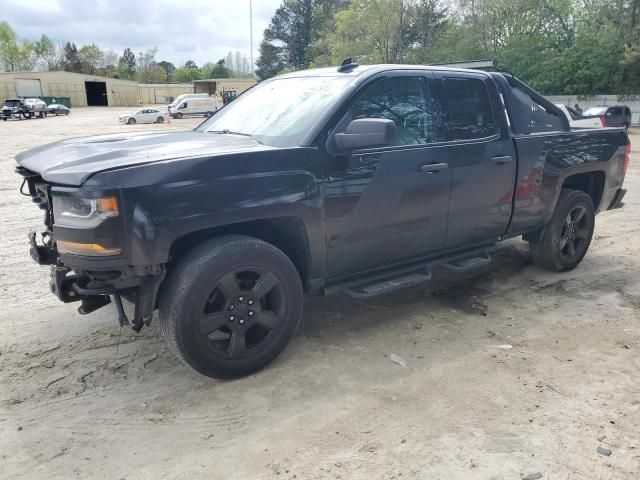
[159, 235, 303, 379]
[528, 189, 595, 272]
[127, 117, 136, 125]
[65, 110, 69, 115]
[39, 111, 44, 118]
[55, 112, 59, 116]
[176, 112, 183, 119]
[157, 116, 164, 123]
[24, 112, 32, 119]
[1, 118, 6, 121]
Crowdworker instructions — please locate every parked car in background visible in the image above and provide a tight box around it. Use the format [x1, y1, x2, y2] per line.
[167, 93, 209, 111]
[169, 97, 220, 118]
[24, 98, 48, 118]
[1, 98, 33, 120]
[555, 104, 603, 128]
[582, 105, 632, 129]
[47, 104, 70, 116]
[119, 108, 168, 125]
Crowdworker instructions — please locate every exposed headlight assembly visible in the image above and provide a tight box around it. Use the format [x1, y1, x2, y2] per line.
[52, 195, 121, 256]
[52, 195, 119, 228]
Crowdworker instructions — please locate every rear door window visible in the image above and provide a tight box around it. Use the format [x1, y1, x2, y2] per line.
[441, 77, 497, 141]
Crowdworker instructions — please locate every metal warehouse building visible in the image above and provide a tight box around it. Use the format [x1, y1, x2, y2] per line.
[0, 71, 194, 107]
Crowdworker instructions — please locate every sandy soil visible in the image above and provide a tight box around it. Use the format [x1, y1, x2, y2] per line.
[0, 109, 638, 479]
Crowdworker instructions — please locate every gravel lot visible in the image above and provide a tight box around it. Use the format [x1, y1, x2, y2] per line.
[1, 108, 639, 479]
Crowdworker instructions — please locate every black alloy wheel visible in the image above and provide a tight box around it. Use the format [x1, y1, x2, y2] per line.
[198, 268, 286, 359]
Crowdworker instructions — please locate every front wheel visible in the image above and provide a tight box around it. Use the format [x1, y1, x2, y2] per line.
[127, 117, 136, 125]
[528, 189, 595, 272]
[159, 235, 303, 379]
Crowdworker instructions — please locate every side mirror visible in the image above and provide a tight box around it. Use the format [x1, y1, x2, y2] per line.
[334, 118, 396, 151]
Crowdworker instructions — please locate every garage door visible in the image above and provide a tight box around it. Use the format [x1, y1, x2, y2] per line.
[15, 79, 43, 97]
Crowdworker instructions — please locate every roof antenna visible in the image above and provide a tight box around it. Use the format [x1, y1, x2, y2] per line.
[338, 57, 359, 73]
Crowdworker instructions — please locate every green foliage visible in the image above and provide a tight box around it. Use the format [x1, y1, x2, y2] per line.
[118, 48, 136, 79]
[78, 43, 103, 74]
[0, 21, 36, 71]
[202, 59, 230, 79]
[63, 42, 82, 73]
[175, 60, 202, 82]
[256, 0, 640, 95]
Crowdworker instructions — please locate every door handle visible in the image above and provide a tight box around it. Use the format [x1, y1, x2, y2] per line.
[491, 155, 513, 165]
[420, 163, 448, 174]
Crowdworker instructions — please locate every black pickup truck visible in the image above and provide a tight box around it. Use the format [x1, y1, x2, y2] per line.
[16, 61, 630, 378]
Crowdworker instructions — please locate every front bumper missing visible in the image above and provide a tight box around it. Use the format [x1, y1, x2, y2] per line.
[32, 231, 164, 332]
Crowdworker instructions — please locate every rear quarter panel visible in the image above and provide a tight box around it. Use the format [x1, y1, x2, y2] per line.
[508, 128, 629, 234]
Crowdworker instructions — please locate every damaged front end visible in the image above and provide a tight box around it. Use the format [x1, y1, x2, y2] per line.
[18, 166, 164, 332]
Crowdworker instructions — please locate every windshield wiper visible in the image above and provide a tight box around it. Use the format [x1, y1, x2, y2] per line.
[209, 129, 253, 137]
[208, 129, 263, 144]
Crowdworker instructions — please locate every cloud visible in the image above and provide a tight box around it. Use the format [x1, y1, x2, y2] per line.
[1, 0, 281, 67]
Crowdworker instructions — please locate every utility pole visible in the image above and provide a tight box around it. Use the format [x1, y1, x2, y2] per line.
[250, 0, 254, 74]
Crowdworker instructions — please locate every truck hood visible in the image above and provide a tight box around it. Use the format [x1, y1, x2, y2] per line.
[16, 130, 275, 186]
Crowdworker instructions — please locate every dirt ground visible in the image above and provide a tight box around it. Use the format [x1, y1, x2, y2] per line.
[0, 108, 638, 480]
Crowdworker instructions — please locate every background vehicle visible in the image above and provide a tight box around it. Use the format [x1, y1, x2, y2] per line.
[1, 98, 33, 120]
[221, 89, 237, 104]
[16, 63, 630, 379]
[24, 98, 48, 118]
[47, 104, 70, 116]
[119, 108, 168, 124]
[582, 105, 632, 129]
[167, 93, 209, 111]
[555, 104, 602, 128]
[169, 97, 219, 118]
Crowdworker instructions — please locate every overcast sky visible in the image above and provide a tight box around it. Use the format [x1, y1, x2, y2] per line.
[1, 0, 281, 67]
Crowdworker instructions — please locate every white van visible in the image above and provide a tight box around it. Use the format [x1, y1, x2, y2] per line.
[167, 93, 209, 111]
[169, 97, 220, 119]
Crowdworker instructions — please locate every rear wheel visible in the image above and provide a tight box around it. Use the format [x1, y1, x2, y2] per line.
[157, 116, 164, 123]
[159, 235, 303, 379]
[39, 111, 44, 118]
[529, 189, 595, 272]
[127, 117, 136, 125]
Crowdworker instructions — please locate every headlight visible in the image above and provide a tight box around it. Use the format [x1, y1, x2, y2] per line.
[52, 195, 121, 256]
[52, 195, 119, 228]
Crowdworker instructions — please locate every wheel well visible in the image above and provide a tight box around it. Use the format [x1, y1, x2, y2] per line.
[168, 217, 311, 285]
[561, 171, 605, 209]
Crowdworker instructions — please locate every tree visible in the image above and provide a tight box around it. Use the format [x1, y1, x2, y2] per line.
[329, 0, 410, 64]
[0, 21, 36, 71]
[32, 34, 62, 70]
[136, 47, 165, 83]
[257, 0, 314, 77]
[174, 60, 201, 82]
[157, 60, 176, 81]
[78, 43, 103, 74]
[118, 47, 136, 79]
[202, 59, 230, 78]
[62, 42, 81, 73]
[256, 39, 286, 80]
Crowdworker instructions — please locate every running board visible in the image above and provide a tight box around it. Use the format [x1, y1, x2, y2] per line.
[340, 266, 432, 299]
[441, 251, 492, 272]
[324, 246, 495, 299]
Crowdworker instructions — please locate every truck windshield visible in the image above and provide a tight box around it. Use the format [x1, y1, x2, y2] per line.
[196, 76, 354, 147]
[5, 100, 21, 107]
